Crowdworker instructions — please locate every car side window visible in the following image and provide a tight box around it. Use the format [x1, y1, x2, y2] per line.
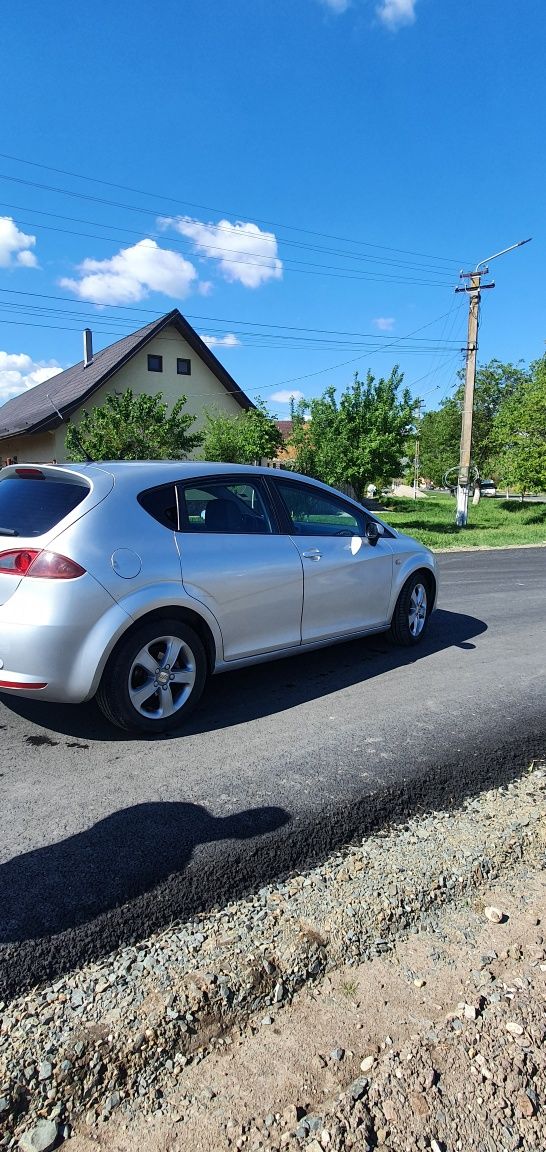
[179, 480, 273, 534]
[137, 484, 179, 529]
[274, 479, 364, 536]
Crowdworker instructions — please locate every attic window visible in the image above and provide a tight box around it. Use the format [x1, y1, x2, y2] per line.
[147, 354, 163, 373]
[177, 358, 191, 375]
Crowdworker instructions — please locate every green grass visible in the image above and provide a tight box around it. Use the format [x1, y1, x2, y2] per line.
[378, 494, 546, 550]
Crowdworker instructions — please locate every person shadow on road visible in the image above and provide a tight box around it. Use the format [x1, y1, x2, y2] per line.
[0, 801, 290, 945]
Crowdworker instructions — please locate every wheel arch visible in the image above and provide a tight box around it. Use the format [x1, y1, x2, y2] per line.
[388, 564, 436, 647]
[102, 605, 218, 678]
[411, 565, 437, 611]
[388, 562, 437, 623]
[80, 600, 220, 704]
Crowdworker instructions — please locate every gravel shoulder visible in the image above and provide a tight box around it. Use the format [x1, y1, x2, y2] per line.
[1, 762, 545, 1152]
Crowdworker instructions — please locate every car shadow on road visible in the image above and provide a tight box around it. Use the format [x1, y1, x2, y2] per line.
[0, 609, 487, 741]
[0, 801, 290, 993]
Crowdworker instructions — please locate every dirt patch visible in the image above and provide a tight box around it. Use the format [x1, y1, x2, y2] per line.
[62, 779, 545, 1152]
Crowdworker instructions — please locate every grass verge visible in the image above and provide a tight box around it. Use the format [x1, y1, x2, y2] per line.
[379, 494, 546, 550]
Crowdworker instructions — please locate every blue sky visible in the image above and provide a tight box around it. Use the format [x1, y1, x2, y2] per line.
[0, 0, 544, 416]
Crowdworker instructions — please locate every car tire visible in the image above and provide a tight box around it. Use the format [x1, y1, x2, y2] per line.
[389, 573, 430, 646]
[96, 617, 207, 733]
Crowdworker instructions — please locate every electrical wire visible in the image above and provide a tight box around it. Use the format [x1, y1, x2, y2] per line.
[1, 209, 457, 288]
[0, 199, 461, 278]
[251, 317, 466, 391]
[0, 154, 469, 400]
[416, 295, 467, 403]
[0, 152, 469, 266]
[0, 290, 462, 344]
[0, 313, 463, 355]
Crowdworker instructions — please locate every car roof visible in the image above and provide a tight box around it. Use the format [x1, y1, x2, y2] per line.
[66, 461, 277, 478]
[49, 460, 375, 513]
[54, 460, 334, 489]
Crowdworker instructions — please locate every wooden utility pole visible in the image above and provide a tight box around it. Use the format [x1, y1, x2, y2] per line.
[412, 400, 422, 500]
[454, 271, 493, 525]
[453, 238, 531, 527]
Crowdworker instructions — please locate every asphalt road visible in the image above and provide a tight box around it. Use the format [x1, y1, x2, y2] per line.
[1, 547, 545, 999]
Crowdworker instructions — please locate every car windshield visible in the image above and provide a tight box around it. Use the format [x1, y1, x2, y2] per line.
[0, 475, 89, 537]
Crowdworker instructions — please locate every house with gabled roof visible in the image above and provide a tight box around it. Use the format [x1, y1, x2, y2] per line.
[0, 308, 253, 463]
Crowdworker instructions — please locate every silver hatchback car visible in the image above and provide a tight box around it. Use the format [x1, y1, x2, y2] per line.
[0, 461, 438, 732]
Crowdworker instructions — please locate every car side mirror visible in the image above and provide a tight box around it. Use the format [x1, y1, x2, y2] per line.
[365, 521, 383, 546]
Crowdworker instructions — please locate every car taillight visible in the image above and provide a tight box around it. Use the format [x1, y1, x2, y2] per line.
[0, 549, 85, 579]
[0, 549, 39, 574]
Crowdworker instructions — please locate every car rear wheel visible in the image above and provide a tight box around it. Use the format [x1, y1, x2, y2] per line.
[389, 574, 430, 646]
[96, 618, 207, 733]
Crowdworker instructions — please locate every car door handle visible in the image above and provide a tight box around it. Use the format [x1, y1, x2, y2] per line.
[302, 548, 322, 561]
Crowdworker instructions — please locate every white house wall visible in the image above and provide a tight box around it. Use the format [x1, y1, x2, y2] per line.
[0, 431, 58, 465]
[88, 326, 243, 424]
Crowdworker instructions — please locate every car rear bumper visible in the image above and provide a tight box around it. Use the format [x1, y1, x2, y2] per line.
[0, 575, 130, 703]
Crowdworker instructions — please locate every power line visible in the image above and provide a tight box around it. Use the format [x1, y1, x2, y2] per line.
[0, 152, 469, 266]
[254, 315, 466, 390]
[0, 289, 462, 344]
[0, 314, 463, 355]
[0, 199, 461, 277]
[0, 301, 465, 402]
[414, 295, 467, 403]
[2, 208, 457, 288]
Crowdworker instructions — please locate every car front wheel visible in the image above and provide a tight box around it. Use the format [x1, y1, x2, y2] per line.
[96, 618, 207, 733]
[389, 574, 430, 646]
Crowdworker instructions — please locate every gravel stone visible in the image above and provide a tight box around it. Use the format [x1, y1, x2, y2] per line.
[0, 764, 544, 1152]
[485, 906, 504, 923]
[17, 1120, 58, 1152]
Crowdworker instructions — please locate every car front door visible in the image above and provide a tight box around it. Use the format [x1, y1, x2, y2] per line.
[176, 477, 304, 661]
[270, 478, 393, 643]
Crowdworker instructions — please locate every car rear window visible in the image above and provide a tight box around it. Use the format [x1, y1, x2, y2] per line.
[0, 475, 90, 537]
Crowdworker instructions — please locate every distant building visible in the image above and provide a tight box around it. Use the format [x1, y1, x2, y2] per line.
[275, 419, 296, 463]
[0, 308, 253, 463]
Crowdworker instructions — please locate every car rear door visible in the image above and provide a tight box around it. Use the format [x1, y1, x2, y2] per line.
[175, 477, 304, 661]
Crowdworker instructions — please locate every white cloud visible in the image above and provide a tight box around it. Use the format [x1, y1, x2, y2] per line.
[316, 0, 417, 22]
[376, 0, 416, 29]
[317, 0, 351, 11]
[160, 216, 283, 289]
[60, 239, 198, 305]
[373, 316, 396, 331]
[270, 390, 305, 404]
[0, 352, 62, 405]
[200, 333, 241, 349]
[0, 217, 38, 269]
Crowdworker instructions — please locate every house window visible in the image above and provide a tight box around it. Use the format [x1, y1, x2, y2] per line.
[177, 358, 191, 375]
[147, 354, 163, 373]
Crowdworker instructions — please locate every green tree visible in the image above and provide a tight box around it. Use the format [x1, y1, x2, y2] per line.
[418, 359, 530, 486]
[493, 355, 546, 497]
[457, 359, 529, 478]
[418, 399, 461, 487]
[200, 399, 283, 464]
[289, 368, 414, 501]
[288, 396, 316, 476]
[65, 389, 202, 461]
